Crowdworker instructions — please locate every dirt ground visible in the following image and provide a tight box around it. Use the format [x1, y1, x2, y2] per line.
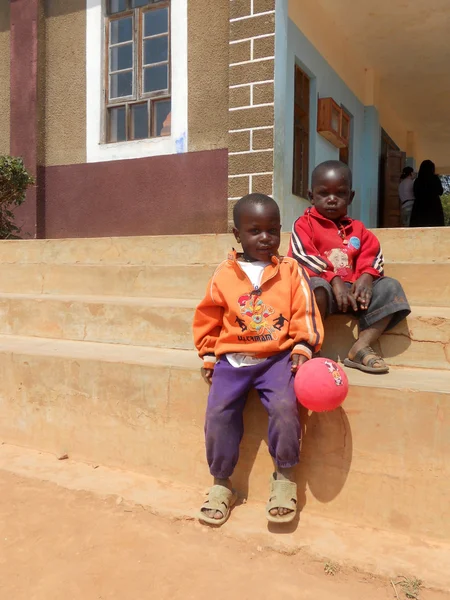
[0, 470, 448, 600]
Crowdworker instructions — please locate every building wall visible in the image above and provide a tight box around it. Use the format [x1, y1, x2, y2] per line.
[0, 4, 10, 155]
[288, 0, 366, 105]
[377, 95, 408, 152]
[188, 0, 229, 152]
[5, 0, 228, 237]
[43, 0, 87, 166]
[43, 149, 228, 238]
[274, 15, 380, 229]
[287, 0, 411, 166]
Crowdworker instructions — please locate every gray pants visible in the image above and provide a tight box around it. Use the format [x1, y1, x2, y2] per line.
[401, 201, 414, 227]
[309, 276, 411, 332]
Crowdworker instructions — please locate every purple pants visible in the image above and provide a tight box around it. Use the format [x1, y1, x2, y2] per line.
[205, 351, 300, 479]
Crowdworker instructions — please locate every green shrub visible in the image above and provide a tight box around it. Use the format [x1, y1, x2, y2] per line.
[441, 176, 450, 226]
[442, 193, 450, 226]
[0, 156, 35, 239]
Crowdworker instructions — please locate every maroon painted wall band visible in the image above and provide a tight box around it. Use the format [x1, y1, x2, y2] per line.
[43, 149, 228, 238]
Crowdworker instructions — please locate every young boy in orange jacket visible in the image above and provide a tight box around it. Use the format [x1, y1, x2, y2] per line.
[193, 193, 323, 526]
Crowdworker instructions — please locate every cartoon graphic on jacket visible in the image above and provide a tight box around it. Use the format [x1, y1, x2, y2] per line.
[288, 207, 384, 283]
[193, 250, 323, 366]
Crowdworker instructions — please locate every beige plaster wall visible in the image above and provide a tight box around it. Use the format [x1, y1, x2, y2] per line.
[289, 1, 412, 155]
[0, 4, 10, 156]
[288, 0, 367, 104]
[377, 93, 409, 151]
[188, 0, 229, 152]
[43, 0, 86, 166]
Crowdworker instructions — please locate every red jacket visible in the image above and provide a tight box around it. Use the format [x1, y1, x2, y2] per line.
[287, 207, 384, 283]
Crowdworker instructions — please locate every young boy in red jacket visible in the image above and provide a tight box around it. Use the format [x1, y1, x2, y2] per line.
[288, 160, 410, 374]
[193, 193, 323, 526]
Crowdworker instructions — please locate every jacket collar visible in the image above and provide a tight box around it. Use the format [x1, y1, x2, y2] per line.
[228, 249, 280, 266]
[307, 206, 353, 227]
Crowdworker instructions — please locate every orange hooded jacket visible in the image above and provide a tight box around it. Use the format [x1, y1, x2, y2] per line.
[193, 251, 324, 368]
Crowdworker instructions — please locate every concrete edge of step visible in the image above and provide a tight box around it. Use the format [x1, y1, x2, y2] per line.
[0, 442, 449, 593]
[0, 334, 448, 393]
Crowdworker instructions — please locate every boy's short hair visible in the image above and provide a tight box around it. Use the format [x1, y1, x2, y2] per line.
[311, 160, 353, 188]
[233, 193, 280, 228]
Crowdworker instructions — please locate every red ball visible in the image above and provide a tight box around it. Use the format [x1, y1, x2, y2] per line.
[294, 358, 348, 412]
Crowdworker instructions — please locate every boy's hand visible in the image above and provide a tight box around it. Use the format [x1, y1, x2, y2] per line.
[291, 354, 309, 373]
[331, 277, 358, 313]
[201, 367, 214, 385]
[352, 274, 374, 310]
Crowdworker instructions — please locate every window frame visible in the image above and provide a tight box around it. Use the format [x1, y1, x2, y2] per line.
[339, 107, 352, 167]
[104, 0, 171, 143]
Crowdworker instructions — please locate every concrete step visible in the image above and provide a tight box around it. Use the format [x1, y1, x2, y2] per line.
[0, 261, 447, 306]
[384, 262, 450, 306]
[323, 306, 450, 371]
[0, 263, 214, 298]
[0, 293, 447, 370]
[0, 335, 448, 542]
[0, 292, 196, 349]
[372, 226, 450, 263]
[0, 227, 448, 266]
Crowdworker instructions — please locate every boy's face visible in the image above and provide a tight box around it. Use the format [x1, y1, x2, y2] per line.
[308, 167, 355, 222]
[233, 203, 281, 262]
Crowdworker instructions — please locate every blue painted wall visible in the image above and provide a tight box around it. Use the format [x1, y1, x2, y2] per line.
[274, 8, 380, 230]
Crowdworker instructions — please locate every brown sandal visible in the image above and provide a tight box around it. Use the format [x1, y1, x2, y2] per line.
[344, 346, 389, 374]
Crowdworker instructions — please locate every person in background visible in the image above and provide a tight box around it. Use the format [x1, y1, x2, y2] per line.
[398, 166, 415, 227]
[410, 160, 445, 227]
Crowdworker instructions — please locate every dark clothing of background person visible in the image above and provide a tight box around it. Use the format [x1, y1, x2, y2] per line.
[410, 160, 445, 227]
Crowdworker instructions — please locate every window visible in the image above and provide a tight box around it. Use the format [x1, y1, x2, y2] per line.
[317, 98, 350, 149]
[105, 0, 171, 143]
[292, 66, 310, 198]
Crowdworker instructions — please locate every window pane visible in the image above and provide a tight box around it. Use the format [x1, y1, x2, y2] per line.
[144, 36, 168, 65]
[110, 43, 133, 71]
[131, 103, 149, 140]
[331, 106, 340, 133]
[144, 65, 168, 93]
[154, 100, 171, 137]
[110, 71, 133, 98]
[109, 0, 127, 14]
[341, 115, 350, 139]
[132, 0, 150, 6]
[144, 8, 168, 37]
[110, 17, 133, 44]
[108, 106, 126, 142]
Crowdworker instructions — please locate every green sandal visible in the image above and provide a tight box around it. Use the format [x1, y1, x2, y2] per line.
[198, 485, 237, 526]
[266, 474, 297, 523]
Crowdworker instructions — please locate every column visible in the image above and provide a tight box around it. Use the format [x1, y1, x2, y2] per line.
[228, 0, 276, 230]
[10, 0, 45, 238]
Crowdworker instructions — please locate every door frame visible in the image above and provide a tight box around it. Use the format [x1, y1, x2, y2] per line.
[378, 129, 401, 227]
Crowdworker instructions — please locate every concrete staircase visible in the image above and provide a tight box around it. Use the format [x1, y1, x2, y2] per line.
[0, 228, 449, 544]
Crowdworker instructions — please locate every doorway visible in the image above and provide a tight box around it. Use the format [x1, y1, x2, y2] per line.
[378, 130, 405, 228]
